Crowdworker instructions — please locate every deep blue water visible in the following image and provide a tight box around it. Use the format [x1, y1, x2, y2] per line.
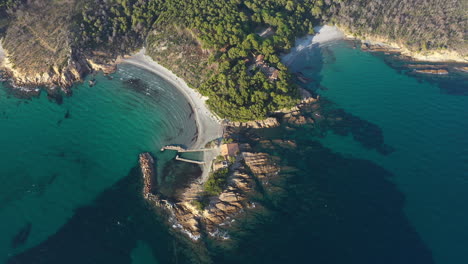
[1, 41, 467, 264]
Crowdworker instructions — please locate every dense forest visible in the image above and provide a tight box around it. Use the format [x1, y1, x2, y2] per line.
[74, 0, 336, 120]
[0, 0, 466, 120]
[332, 0, 467, 54]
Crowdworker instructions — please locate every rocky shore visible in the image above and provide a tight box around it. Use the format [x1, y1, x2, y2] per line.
[227, 117, 280, 129]
[413, 69, 449, 75]
[337, 24, 467, 63]
[138, 142, 280, 241]
[0, 42, 120, 94]
[135, 94, 331, 241]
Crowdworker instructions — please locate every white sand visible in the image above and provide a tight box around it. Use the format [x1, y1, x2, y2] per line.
[282, 25, 344, 65]
[123, 49, 223, 150]
[0, 41, 6, 67]
[122, 49, 223, 181]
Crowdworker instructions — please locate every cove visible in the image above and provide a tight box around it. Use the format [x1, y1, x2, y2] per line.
[0, 64, 197, 262]
[289, 40, 468, 264]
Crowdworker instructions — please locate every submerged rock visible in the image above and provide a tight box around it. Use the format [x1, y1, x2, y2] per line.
[414, 69, 449, 75]
[11, 222, 32, 248]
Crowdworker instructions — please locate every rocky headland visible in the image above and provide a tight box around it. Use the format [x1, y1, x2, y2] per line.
[138, 145, 280, 241]
[136, 92, 333, 241]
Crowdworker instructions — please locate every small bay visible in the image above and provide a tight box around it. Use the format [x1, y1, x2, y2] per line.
[0, 64, 197, 262]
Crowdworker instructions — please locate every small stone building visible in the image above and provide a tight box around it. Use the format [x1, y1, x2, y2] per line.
[220, 143, 240, 159]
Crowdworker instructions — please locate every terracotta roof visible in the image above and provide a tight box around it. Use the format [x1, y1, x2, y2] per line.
[221, 143, 240, 157]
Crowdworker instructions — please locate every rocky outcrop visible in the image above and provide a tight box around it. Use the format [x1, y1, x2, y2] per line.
[0, 1, 89, 93]
[138, 152, 202, 240]
[455, 66, 468, 73]
[227, 117, 280, 129]
[0, 1, 121, 93]
[242, 152, 279, 185]
[2, 53, 92, 94]
[279, 95, 321, 126]
[282, 111, 315, 126]
[138, 148, 279, 241]
[414, 69, 449, 75]
[360, 42, 401, 54]
[202, 170, 255, 237]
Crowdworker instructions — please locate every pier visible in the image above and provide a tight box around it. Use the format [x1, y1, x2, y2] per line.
[160, 145, 213, 153]
[175, 155, 205, 165]
[161, 144, 215, 165]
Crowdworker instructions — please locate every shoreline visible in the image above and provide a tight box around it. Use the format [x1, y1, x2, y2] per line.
[122, 48, 223, 150]
[336, 25, 468, 63]
[283, 25, 467, 65]
[0, 42, 5, 67]
[122, 49, 223, 182]
[282, 25, 345, 66]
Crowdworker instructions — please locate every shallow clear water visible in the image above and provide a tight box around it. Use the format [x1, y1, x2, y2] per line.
[0, 64, 196, 262]
[289, 40, 468, 264]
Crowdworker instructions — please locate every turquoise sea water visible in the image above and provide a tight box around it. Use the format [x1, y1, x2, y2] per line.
[1, 41, 467, 264]
[288, 41, 468, 264]
[0, 64, 197, 263]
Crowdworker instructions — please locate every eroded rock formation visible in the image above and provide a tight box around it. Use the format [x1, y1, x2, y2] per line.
[138, 147, 280, 241]
[227, 117, 280, 129]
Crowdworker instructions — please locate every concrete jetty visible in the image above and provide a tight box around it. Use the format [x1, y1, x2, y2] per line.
[175, 155, 205, 165]
[160, 145, 213, 153]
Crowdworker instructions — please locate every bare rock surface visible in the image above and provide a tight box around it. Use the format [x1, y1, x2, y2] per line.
[138, 148, 279, 240]
[228, 117, 280, 129]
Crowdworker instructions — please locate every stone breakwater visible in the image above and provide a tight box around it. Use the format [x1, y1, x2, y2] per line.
[138, 147, 280, 241]
[139, 153, 156, 195]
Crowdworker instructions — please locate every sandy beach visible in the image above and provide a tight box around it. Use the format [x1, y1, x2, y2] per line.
[123, 49, 223, 150]
[0, 42, 6, 67]
[123, 49, 223, 181]
[282, 25, 344, 65]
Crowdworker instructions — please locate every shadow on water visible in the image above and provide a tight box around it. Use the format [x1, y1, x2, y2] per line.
[11, 223, 32, 249]
[208, 129, 434, 264]
[7, 136, 433, 264]
[317, 98, 395, 155]
[159, 160, 202, 199]
[286, 42, 394, 154]
[7, 166, 208, 264]
[285, 42, 327, 94]
[345, 40, 468, 96]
